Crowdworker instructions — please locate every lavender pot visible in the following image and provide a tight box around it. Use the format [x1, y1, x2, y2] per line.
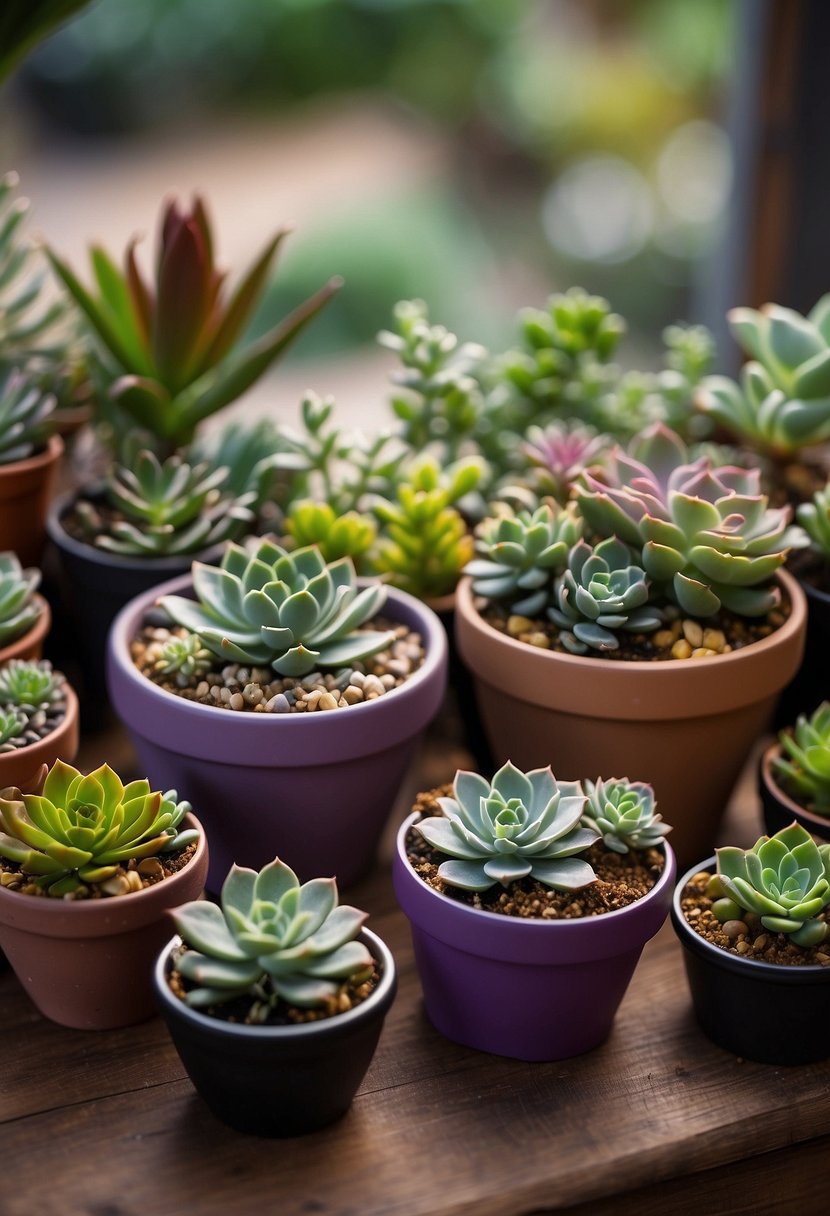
[393, 813, 676, 1061]
[107, 575, 448, 892]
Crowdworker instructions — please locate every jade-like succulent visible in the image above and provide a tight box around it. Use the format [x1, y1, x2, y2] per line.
[171, 857, 373, 1018]
[285, 500, 377, 569]
[465, 502, 582, 616]
[47, 194, 340, 449]
[415, 762, 598, 892]
[772, 701, 830, 815]
[697, 298, 830, 458]
[159, 539, 395, 677]
[0, 552, 41, 647]
[0, 369, 56, 464]
[713, 823, 830, 947]
[75, 446, 256, 557]
[582, 778, 669, 853]
[0, 659, 63, 712]
[548, 539, 661, 654]
[0, 760, 197, 895]
[796, 482, 830, 562]
[0, 706, 27, 748]
[576, 423, 800, 617]
[154, 634, 214, 683]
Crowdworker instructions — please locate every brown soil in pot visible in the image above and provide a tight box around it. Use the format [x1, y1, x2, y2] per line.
[0, 840, 198, 900]
[406, 785, 665, 919]
[679, 867, 830, 967]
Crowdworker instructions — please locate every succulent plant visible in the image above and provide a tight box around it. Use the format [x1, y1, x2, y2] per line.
[576, 423, 800, 617]
[0, 658, 63, 712]
[0, 552, 42, 647]
[153, 634, 214, 683]
[465, 501, 582, 616]
[0, 172, 66, 374]
[75, 444, 256, 557]
[521, 420, 607, 502]
[0, 369, 56, 464]
[697, 298, 830, 458]
[170, 857, 373, 1018]
[159, 538, 395, 677]
[548, 539, 662, 655]
[772, 701, 830, 815]
[46, 194, 340, 449]
[0, 705, 27, 748]
[796, 482, 830, 562]
[415, 762, 598, 892]
[713, 823, 830, 947]
[285, 500, 377, 569]
[0, 759, 197, 896]
[581, 778, 669, 853]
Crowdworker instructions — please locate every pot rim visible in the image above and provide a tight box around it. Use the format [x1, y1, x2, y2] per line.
[0, 679, 79, 782]
[153, 924, 396, 1040]
[671, 854, 830, 982]
[0, 432, 64, 484]
[760, 741, 830, 835]
[0, 592, 51, 664]
[395, 809, 677, 932]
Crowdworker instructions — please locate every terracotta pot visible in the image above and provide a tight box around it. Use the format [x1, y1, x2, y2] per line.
[0, 812, 208, 1029]
[0, 593, 51, 664]
[758, 741, 830, 842]
[107, 574, 448, 891]
[0, 680, 80, 792]
[153, 927, 396, 1136]
[394, 812, 675, 1060]
[0, 434, 63, 567]
[671, 855, 830, 1064]
[455, 572, 807, 869]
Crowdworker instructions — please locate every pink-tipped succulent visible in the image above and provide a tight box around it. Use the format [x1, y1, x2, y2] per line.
[522, 420, 608, 502]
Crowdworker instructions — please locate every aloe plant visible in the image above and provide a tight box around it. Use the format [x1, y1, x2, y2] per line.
[772, 701, 830, 815]
[415, 761, 598, 892]
[0, 759, 196, 895]
[0, 552, 42, 647]
[159, 538, 395, 677]
[171, 857, 373, 1018]
[47, 195, 341, 448]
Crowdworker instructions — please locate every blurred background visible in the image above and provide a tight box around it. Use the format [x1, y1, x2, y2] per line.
[1, 0, 820, 428]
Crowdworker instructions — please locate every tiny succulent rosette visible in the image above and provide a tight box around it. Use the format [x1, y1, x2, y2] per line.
[0, 760, 197, 896]
[465, 501, 582, 616]
[170, 857, 374, 1020]
[0, 551, 42, 647]
[415, 761, 598, 892]
[772, 701, 830, 815]
[712, 823, 830, 948]
[582, 778, 670, 853]
[159, 538, 396, 678]
[548, 538, 662, 654]
[0, 658, 62, 712]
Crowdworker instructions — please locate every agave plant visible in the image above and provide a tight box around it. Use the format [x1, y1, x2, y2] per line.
[465, 501, 582, 616]
[796, 482, 830, 562]
[170, 856, 373, 1017]
[0, 369, 56, 464]
[772, 701, 830, 815]
[548, 539, 661, 654]
[415, 762, 598, 892]
[0, 552, 42, 647]
[75, 444, 256, 557]
[46, 194, 341, 449]
[581, 778, 669, 853]
[697, 298, 830, 458]
[713, 822, 830, 948]
[0, 658, 63, 712]
[159, 538, 395, 677]
[576, 423, 801, 617]
[0, 759, 197, 895]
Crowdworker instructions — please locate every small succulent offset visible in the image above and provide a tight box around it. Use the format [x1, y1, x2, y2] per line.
[0, 552, 42, 648]
[75, 446, 256, 557]
[582, 778, 669, 853]
[0, 760, 197, 896]
[415, 762, 598, 892]
[0, 706, 27, 748]
[548, 538, 662, 655]
[712, 823, 830, 948]
[0, 369, 56, 464]
[465, 502, 582, 616]
[170, 857, 374, 1019]
[772, 701, 830, 815]
[0, 659, 63, 712]
[154, 634, 214, 684]
[159, 539, 395, 677]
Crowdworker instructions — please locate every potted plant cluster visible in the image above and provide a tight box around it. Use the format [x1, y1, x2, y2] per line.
[671, 821, 830, 1065]
[393, 760, 675, 1060]
[0, 658, 79, 791]
[154, 855, 396, 1136]
[759, 700, 830, 842]
[0, 758, 207, 1028]
[107, 536, 448, 891]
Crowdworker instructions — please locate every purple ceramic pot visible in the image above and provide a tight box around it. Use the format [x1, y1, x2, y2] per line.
[107, 575, 448, 892]
[393, 812, 676, 1061]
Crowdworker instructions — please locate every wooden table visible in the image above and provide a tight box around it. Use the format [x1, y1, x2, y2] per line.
[2, 719, 827, 1216]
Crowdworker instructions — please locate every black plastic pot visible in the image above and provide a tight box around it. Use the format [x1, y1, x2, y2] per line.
[774, 576, 830, 729]
[758, 742, 830, 843]
[671, 857, 830, 1065]
[153, 928, 397, 1137]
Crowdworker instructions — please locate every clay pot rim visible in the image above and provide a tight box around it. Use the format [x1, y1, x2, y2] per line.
[457, 570, 806, 675]
[396, 809, 677, 932]
[671, 854, 830, 981]
[760, 741, 830, 836]
[0, 593, 51, 665]
[0, 432, 64, 483]
[153, 925, 396, 1040]
[0, 679, 80, 785]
